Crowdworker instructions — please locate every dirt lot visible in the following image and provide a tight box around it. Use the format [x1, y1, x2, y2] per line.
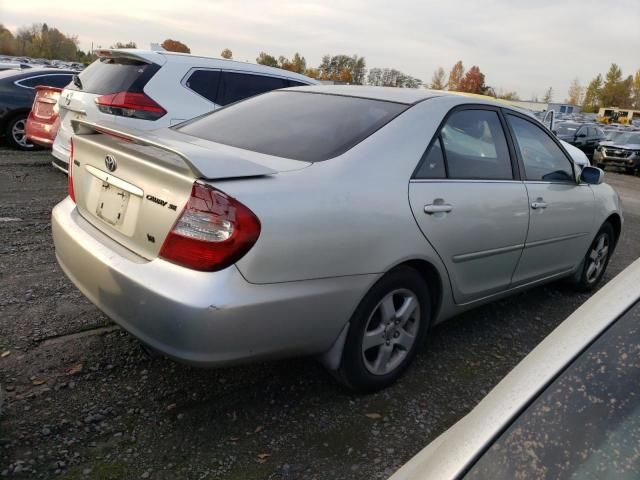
[1, 148, 639, 479]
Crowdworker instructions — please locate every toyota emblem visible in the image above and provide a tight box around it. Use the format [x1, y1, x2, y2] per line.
[104, 155, 117, 172]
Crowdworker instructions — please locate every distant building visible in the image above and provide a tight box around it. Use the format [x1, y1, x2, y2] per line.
[509, 100, 548, 112]
[547, 102, 582, 114]
[507, 100, 582, 114]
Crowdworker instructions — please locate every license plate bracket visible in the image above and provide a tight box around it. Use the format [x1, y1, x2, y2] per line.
[96, 182, 130, 226]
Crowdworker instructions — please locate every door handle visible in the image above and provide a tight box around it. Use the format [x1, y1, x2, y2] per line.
[424, 203, 453, 214]
[531, 201, 548, 209]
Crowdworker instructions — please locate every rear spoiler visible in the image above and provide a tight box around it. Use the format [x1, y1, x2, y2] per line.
[94, 48, 166, 66]
[71, 119, 278, 180]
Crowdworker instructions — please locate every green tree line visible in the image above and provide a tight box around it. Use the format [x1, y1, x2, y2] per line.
[581, 64, 640, 112]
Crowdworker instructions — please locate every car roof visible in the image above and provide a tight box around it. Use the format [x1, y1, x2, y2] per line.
[285, 84, 444, 104]
[102, 48, 317, 84]
[285, 86, 553, 117]
[284, 84, 535, 106]
[390, 256, 640, 480]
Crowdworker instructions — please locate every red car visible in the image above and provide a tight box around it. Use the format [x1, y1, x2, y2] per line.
[25, 85, 62, 149]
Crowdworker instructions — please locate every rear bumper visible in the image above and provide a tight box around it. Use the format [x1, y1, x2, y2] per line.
[26, 114, 58, 148]
[51, 141, 70, 174]
[52, 197, 374, 366]
[52, 139, 70, 165]
[25, 126, 54, 147]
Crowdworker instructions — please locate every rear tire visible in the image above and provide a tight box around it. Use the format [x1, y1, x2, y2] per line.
[4, 113, 35, 150]
[335, 266, 430, 392]
[572, 222, 614, 292]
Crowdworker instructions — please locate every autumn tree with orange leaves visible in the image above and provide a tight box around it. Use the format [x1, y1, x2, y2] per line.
[458, 65, 487, 94]
[161, 39, 190, 53]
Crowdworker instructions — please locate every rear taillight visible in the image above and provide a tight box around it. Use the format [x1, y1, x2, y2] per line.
[159, 183, 261, 272]
[68, 138, 75, 202]
[95, 92, 166, 120]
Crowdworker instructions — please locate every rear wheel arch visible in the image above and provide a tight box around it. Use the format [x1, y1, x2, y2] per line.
[399, 259, 443, 322]
[319, 259, 444, 378]
[605, 213, 621, 248]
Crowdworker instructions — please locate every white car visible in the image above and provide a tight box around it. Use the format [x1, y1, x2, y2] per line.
[51, 49, 318, 173]
[561, 139, 590, 170]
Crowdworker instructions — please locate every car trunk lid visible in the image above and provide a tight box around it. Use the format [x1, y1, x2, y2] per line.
[69, 120, 293, 261]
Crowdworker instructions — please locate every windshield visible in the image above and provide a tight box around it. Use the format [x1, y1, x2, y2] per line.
[554, 123, 580, 135]
[177, 91, 409, 162]
[614, 133, 640, 145]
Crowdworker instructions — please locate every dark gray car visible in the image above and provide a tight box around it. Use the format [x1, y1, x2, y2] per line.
[391, 257, 640, 479]
[593, 132, 640, 174]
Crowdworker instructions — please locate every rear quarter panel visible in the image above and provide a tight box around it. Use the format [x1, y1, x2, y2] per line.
[218, 96, 467, 288]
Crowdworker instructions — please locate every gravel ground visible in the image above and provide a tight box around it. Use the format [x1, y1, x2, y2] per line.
[1, 148, 639, 479]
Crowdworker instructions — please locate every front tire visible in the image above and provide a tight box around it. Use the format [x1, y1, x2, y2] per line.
[573, 222, 614, 291]
[336, 266, 430, 392]
[5, 113, 35, 150]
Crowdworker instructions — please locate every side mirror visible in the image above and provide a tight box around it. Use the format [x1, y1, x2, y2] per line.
[581, 166, 604, 185]
[576, 132, 587, 138]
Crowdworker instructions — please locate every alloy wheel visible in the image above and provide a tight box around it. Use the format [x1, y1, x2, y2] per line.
[586, 233, 609, 284]
[11, 118, 33, 149]
[361, 288, 420, 376]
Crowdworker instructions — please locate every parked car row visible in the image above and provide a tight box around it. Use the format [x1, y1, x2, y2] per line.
[551, 117, 640, 175]
[0, 48, 317, 162]
[0, 55, 84, 71]
[0, 67, 75, 149]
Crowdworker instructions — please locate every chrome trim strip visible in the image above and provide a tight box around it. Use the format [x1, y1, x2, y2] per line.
[84, 165, 144, 197]
[410, 179, 522, 184]
[452, 243, 524, 263]
[525, 232, 589, 249]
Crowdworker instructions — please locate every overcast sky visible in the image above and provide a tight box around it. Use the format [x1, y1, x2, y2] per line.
[2, 0, 639, 100]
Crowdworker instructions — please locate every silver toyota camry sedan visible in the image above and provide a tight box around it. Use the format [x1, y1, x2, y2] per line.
[51, 86, 623, 391]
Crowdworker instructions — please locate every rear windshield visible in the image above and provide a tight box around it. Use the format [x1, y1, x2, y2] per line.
[68, 57, 159, 95]
[177, 91, 409, 162]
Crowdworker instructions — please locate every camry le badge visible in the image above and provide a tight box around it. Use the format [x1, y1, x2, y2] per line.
[105, 155, 117, 172]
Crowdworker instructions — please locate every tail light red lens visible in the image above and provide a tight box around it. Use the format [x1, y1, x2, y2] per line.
[159, 183, 261, 272]
[95, 92, 166, 120]
[68, 138, 75, 202]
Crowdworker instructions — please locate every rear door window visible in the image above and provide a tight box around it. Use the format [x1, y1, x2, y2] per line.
[415, 138, 446, 179]
[438, 109, 513, 180]
[184, 69, 221, 103]
[177, 91, 408, 162]
[217, 72, 288, 106]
